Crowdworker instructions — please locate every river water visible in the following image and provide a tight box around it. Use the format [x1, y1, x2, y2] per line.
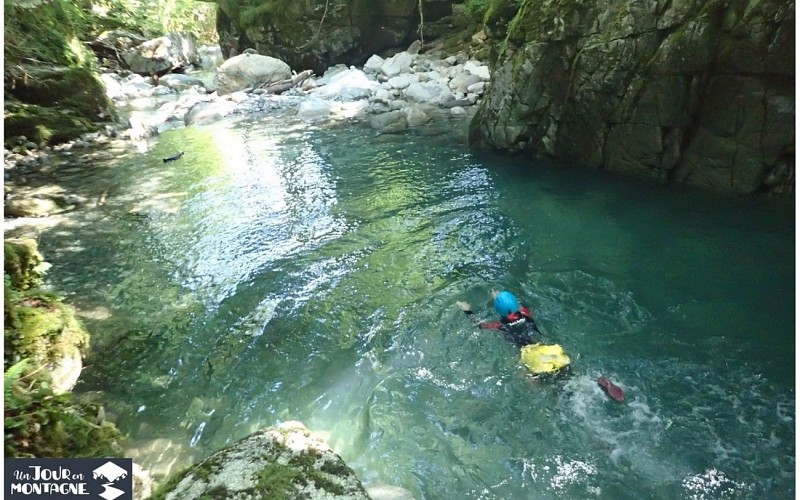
[33, 112, 794, 499]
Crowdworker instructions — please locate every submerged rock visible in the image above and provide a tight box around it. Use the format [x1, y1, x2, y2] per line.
[153, 421, 370, 499]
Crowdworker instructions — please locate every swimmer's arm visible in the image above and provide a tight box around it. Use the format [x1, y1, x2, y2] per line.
[455, 301, 502, 330]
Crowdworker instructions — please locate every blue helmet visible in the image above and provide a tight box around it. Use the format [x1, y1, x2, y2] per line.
[494, 291, 520, 316]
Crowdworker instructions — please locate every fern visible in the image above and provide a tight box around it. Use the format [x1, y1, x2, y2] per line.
[4, 359, 32, 406]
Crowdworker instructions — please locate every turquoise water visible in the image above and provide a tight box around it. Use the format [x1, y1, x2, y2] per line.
[36, 114, 794, 499]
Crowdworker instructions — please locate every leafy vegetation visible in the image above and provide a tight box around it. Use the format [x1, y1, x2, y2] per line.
[4, 359, 123, 458]
[238, 0, 298, 29]
[88, 0, 219, 43]
[4, 240, 124, 459]
[464, 0, 522, 24]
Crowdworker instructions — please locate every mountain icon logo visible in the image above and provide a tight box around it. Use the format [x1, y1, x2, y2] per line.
[92, 462, 129, 500]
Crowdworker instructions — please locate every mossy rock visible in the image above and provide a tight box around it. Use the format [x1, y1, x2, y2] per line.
[7, 66, 112, 118]
[152, 421, 370, 499]
[4, 100, 103, 146]
[4, 239, 46, 291]
[4, 293, 89, 393]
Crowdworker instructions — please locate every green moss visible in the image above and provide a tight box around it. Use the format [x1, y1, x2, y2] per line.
[148, 466, 191, 500]
[4, 241, 90, 370]
[193, 456, 224, 482]
[4, 0, 114, 145]
[149, 454, 235, 499]
[5, 294, 89, 369]
[254, 462, 303, 499]
[4, 0, 95, 68]
[286, 451, 350, 496]
[9, 67, 111, 117]
[319, 457, 352, 477]
[238, 0, 298, 29]
[4, 100, 102, 146]
[4, 240, 46, 291]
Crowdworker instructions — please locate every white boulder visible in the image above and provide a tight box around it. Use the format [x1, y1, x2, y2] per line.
[315, 68, 378, 100]
[387, 74, 419, 90]
[363, 54, 385, 73]
[380, 51, 415, 77]
[404, 81, 455, 106]
[463, 60, 491, 80]
[214, 53, 291, 95]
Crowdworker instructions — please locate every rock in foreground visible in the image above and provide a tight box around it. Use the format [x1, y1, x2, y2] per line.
[153, 421, 370, 499]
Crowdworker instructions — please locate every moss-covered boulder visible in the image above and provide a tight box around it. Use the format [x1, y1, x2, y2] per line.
[4, 0, 115, 145]
[4, 293, 89, 395]
[4, 240, 88, 394]
[3, 99, 105, 146]
[152, 421, 370, 499]
[4, 239, 47, 291]
[469, 0, 794, 196]
[4, 240, 124, 459]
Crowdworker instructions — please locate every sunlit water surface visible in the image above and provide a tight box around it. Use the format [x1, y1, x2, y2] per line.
[34, 114, 794, 499]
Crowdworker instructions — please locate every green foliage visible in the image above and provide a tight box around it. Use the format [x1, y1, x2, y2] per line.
[238, 0, 296, 29]
[4, 359, 124, 458]
[4, 241, 46, 291]
[464, 0, 493, 20]
[464, 0, 522, 24]
[4, 0, 98, 68]
[86, 0, 219, 42]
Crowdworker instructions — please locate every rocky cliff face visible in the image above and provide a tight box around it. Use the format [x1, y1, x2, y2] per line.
[469, 0, 794, 196]
[215, 0, 455, 73]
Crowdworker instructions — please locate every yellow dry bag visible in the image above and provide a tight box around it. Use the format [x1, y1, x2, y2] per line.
[520, 343, 571, 375]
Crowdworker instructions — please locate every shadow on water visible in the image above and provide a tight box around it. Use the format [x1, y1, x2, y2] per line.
[19, 113, 795, 499]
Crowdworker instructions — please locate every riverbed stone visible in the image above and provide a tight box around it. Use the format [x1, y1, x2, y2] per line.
[214, 53, 292, 95]
[364, 55, 385, 74]
[5, 197, 61, 218]
[449, 72, 482, 93]
[122, 32, 201, 75]
[381, 52, 416, 77]
[404, 81, 455, 106]
[370, 110, 408, 133]
[184, 100, 237, 126]
[314, 69, 378, 100]
[154, 421, 369, 500]
[405, 107, 431, 127]
[367, 484, 416, 500]
[298, 99, 334, 120]
[158, 74, 207, 92]
[388, 74, 420, 90]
